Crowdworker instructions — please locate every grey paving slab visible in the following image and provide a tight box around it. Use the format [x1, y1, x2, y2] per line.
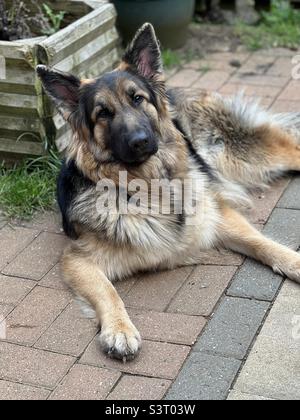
[233, 336, 300, 400]
[260, 285, 300, 350]
[280, 278, 300, 297]
[165, 353, 241, 400]
[228, 207, 300, 301]
[232, 280, 300, 400]
[194, 297, 270, 360]
[227, 390, 274, 400]
[277, 177, 300, 210]
[228, 259, 283, 301]
[263, 208, 300, 249]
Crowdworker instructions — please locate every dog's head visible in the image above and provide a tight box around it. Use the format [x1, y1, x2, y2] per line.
[37, 24, 170, 166]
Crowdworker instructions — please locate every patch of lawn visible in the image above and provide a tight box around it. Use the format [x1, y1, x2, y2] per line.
[162, 49, 182, 69]
[0, 149, 61, 220]
[235, 0, 300, 50]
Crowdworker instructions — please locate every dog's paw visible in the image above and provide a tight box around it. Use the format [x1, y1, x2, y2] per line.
[99, 321, 142, 361]
[272, 254, 300, 284]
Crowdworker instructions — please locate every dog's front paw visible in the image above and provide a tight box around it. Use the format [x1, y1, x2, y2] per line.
[272, 252, 300, 284]
[273, 264, 300, 284]
[99, 320, 142, 361]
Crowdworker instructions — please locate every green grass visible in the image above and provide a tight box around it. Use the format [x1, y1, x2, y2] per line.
[0, 149, 61, 220]
[162, 49, 182, 69]
[162, 48, 202, 70]
[235, 0, 300, 50]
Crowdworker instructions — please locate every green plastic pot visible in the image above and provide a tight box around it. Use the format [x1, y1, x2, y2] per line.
[112, 0, 195, 49]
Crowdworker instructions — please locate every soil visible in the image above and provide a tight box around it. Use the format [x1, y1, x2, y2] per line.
[180, 23, 246, 58]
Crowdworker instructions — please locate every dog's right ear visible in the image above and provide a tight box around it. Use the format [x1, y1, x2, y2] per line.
[36, 65, 81, 120]
[122, 23, 163, 80]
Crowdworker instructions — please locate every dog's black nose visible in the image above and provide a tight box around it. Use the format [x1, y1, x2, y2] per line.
[129, 131, 149, 155]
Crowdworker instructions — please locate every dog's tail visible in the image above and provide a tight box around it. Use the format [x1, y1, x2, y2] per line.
[220, 91, 300, 135]
[269, 112, 300, 141]
[213, 92, 300, 189]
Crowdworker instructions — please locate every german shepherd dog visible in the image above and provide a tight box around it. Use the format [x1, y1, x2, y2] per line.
[37, 23, 300, 361]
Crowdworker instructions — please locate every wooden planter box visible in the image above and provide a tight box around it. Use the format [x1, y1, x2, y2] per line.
[0, 0, 119, 162]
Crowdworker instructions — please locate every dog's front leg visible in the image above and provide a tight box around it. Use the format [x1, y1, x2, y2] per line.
[219, 206, 300, 284]
[61, 246, 141, 360]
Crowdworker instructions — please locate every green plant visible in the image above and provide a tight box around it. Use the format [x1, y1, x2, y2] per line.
[235, 0, 300, 50]
[0, 147, 61, 220]
[42, 3, 65, 36]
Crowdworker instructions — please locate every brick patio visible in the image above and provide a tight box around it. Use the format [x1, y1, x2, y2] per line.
[0, 49, 300, 400]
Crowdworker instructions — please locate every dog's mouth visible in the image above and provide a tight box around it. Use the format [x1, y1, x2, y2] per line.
[134, 146, 159, 164]
[116, 144, 159, 166]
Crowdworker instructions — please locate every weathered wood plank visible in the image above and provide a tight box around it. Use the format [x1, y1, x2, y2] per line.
[0, 138, 44, 155]
[0, 64, 36, 94]
[0, 83, 36, 95]
[54, 26, 118, 73]
[53, 113, 65, 131]
[56, 129, 73, 152]
[45, 0, 92, 15]
[0, 115, 41, 133]
[38, 3, 116, 65]
[75, 46, 119, 79]
[0, 93, 37, 110]
[0, 37, 46, 62]
[85, 0, 110, 10]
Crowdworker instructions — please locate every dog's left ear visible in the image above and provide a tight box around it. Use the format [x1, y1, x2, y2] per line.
[36, 65, 81, 120]
[122, 23, 163, 79]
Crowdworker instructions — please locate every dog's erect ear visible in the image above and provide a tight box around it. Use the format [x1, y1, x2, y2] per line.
[36, 65, 81, 120]
[122, 23, 163, 79]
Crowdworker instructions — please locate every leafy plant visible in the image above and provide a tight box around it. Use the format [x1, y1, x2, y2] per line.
[236, 0, 300, 50]
[42, 3, 65, 36]
[162, 49, 182, 69]
[0, 147, 61, 220]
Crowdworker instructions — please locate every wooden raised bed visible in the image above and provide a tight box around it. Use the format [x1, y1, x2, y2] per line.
[0, 0, 120, 161]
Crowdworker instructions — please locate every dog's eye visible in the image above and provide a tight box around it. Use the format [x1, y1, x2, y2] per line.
[97, 108, 112, 119]
[133, 95, 144, 105]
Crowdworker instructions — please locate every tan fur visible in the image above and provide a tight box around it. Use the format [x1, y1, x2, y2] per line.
[62, 242, 141, 359]
[219, 206, 300, 281]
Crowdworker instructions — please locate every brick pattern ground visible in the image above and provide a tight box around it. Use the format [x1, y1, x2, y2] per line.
[0, 48, 299, 400]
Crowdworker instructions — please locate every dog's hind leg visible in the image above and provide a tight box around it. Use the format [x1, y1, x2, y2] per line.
[219, 206, 300, 283]
[61, 245, 141, 361]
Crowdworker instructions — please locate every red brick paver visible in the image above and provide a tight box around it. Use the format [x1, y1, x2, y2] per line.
[0, 226, 39, 272]
[35, 301, 97, 356]
[107, 376, 171, 401]
[80, 339, 190, 380]
[49, 365, 121, 400]
[124, 267, 193, 312]
[193, 70, 230, 91]
[0, 380, 50, 401]
[278, 80, 300, 101]
[2, 232, 67, 280]
[0, 275, 35, 306]
[168, 265, 237, 316]
[4, 286, 71, 346]
[0, 342, 75, 389]
[168, 69, 201, 88]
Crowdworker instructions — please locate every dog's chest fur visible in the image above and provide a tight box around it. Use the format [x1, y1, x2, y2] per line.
[60, 157, 220, 267]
